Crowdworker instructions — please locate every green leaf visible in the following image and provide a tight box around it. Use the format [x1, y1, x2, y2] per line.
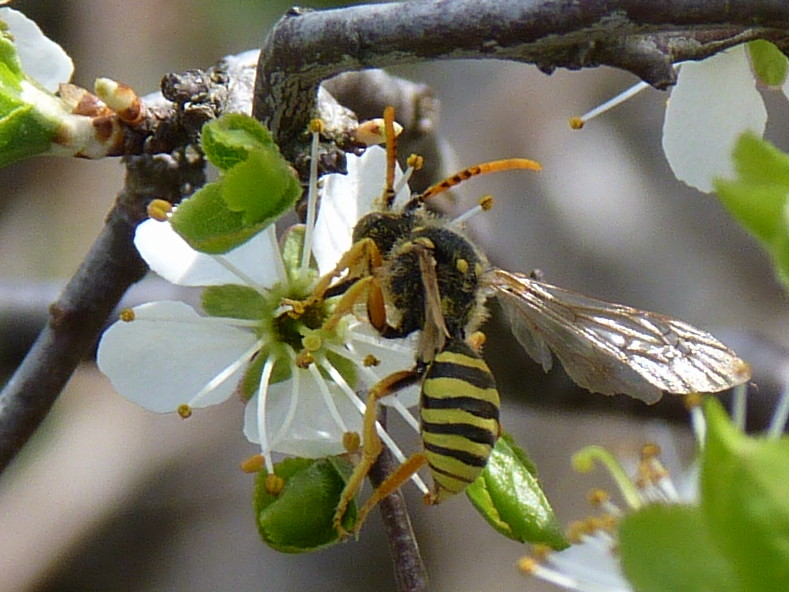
[254, 456, 357, 553]
[221, 146, 301, 226]
[172, 114, 301, 253]
[0, 26, 57, 168]
[619, 504, 738, 592]
[201, 284, 266, 320]
[748, 40, 789, 87]
[0, 103, 56, 168]
[714, 133, 789, 290]
[168, 180, 271, 254]
[201, 113, 276, 170]
[0, 22, 24, 89]
[466, 434, 567, 548]
[700, 398, 789, 590]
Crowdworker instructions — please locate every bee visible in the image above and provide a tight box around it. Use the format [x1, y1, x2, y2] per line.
[295, 107, 751, 534]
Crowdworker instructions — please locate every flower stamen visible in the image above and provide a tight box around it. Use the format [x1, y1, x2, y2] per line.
[767, 380, 789, 439]
[320, 358, 429, 494]
[731, 382, 748, 432]
[307, 362, 350, 434]
[256, 356, 277, 473]
[569, 80, 651, 129]
[266, 224, 289, 285]
[301, 121, 322, 272]
[572, 445, 643, 510]
[392, 153, 422, 200]
[452, 194, 495, 226]
[187, 338, 263, 409]
[270, 352, 302, 445]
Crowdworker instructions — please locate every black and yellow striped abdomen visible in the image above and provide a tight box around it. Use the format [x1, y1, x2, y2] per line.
[420, 339, 500, 503]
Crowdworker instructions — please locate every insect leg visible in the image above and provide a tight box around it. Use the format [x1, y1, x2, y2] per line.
[333, 369, 421, 535]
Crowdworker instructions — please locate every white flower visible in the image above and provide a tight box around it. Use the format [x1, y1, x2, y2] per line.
[519, 441, 687, 592]
[572, 43, 785, 193]
[98, 143, 426, 477]
[662, 45, 767, 193]
[521, 382, 789, 592]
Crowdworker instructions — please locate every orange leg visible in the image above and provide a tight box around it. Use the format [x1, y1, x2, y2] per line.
[289, 237, 383, 314]
[355, 452, 428, 529]
[333, 369, 420, 536]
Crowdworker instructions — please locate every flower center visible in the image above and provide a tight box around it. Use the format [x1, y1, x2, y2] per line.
[272, 295, 329, 351]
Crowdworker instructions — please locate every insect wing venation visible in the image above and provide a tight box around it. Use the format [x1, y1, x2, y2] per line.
[490, 269, 751, 403]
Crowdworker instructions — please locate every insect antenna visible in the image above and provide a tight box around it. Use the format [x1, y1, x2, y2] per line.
[406, 158, 542, 211]
[383, 105, 398, 209]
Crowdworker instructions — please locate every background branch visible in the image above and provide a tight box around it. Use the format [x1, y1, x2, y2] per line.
[0, 151, 205, 473]
[254, 0, 789, 155]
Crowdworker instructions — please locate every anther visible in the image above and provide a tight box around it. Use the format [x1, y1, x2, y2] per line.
[640, 443, 661, 460]
[569, 79, 651, 129]
[146, 199, 172, 221]
[683, 392, 704, 410]
[587, 488, 609, 506]
[517, 556, 540, 575]
[281, 298, 305, 318]
[240, 454, 265, 473]
[265, 473, 286, 495]
[119, 308, 136, 322]
[406, 153, 424, 170]
[343, 431, 361, 453]
[296, 351, 314, 368]
[451, 195, 494, 226]
[363, 354, 380, 367]
[308, 118, 325, 134]
[177, 404, 192, 419]
[456, 258, 469, 274]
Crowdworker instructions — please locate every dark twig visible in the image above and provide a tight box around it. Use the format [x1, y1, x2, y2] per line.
[369, 408, 430, 592]
[254, 0, 789, 156]
[0, 151, 204, 474]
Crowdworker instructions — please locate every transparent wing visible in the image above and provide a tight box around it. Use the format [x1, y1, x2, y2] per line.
[489, 269, 751, 404]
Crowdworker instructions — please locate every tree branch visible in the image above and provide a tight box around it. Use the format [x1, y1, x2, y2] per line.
[253, 0, 789, 156]
[0, 151, 204, 473]
[368, 408, 430, 592]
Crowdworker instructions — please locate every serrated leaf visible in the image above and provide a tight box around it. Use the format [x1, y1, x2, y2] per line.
[748, 40, 788, 87]
[201, 113, 276, 170]
[221, 146, 301, 226]
[714, 133, 789, 290]
[176, 114, 301, 251]
[700, 397, 789, 590]
[466, 434, 567, 548]
[619, 504, 738, 592]
[254, 456, 357, 553]
[169, 180, 271, 254]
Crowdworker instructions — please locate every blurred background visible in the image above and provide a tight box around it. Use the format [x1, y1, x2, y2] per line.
[0, 1, 787, 591]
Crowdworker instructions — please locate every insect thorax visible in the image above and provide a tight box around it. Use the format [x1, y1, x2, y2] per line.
[352, 207, 488, 340]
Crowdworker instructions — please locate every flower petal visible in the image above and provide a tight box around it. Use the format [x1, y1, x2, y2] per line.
[97, 301, 257, 413]
[347, 323, 420, 408]
[135, 219, 281, 288]
[0, 8, 73, 92]
[313, 145, 405, 274]
[663, 45, 767, 193]
[243, 368, 363, 457]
